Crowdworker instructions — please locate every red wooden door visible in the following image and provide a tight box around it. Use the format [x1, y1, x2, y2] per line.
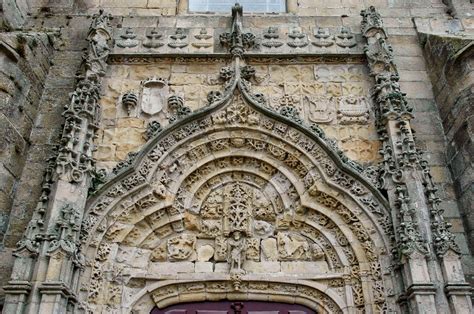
[151, 301, 315, 314]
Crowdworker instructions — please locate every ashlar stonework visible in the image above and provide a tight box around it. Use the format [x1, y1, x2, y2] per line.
[0, 1, 473, 313]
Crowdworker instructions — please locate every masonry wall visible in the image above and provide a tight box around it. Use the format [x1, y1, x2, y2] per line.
[0, 30, 54, 301]
[0, 0, 472, 307]
[419, 28, 474, 281]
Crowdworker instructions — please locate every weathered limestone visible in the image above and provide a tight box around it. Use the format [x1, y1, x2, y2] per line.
[0, 0, 473, 313]
[361, 6, 472, 312]
[3, 10, 113, 314]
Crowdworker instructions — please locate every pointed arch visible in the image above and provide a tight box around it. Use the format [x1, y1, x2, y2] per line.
[79, 59, 394, 313]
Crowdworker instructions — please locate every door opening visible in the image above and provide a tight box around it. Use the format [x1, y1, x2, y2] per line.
[151, 301, 316, 314]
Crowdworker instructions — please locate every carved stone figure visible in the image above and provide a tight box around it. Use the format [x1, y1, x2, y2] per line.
[228, 231, 246, 273]
[199, 220, 222, 238]
[85, 13, 111, 79]
[277, 232, 310, 260]
[253, 220, 273, 237]
[146, 120, 162, 140]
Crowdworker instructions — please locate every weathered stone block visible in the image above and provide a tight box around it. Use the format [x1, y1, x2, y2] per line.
[214, 262, 229, 273]
[147, 0, 176, 8]
[195, 262, 213, 272]
[101, 0, 147, 8]
[280, 261, 329, 273]
[261, 238, 278, 261]
[244, 261, 280, 273]
[148, 262, 195, 274]
[197, 245, 214, 262]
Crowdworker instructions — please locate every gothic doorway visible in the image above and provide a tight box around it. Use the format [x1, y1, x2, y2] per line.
[151, 301, 315, 314]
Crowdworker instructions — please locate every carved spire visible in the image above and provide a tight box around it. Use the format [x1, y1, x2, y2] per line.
[361, 6, 459, 259]
[219, 3, 256, 57]
[56, 11, 112, 184]
[361, 6, 470, 313]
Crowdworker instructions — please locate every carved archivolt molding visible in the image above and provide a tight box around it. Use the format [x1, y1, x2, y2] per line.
[129, 279, 345, 313]
[76, 5, 399, 313]
[80, 60, 394, 312]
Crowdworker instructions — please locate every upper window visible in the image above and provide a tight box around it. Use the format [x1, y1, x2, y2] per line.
[189, 0, 286, 13]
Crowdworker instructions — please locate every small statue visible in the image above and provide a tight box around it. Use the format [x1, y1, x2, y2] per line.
[228, 231, 246, 274]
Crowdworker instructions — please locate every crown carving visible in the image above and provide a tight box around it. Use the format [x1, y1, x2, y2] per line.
[141, 77, 168, 87]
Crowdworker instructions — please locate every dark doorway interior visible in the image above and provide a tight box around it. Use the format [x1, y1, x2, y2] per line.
[151, 301, 316, 314]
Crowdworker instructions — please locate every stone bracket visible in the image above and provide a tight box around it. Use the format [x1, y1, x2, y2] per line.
[444, 283, 473, 297]
[399, 283, 437, 303]
[3, 280, 32, 295]
[38, 281, 77, 300]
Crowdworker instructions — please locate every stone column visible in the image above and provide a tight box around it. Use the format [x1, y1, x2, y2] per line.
[361, 6, 472, 313]
[2, 10, 112, 314]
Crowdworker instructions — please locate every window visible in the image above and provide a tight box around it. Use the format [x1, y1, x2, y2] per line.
[189, 0, 286, 13]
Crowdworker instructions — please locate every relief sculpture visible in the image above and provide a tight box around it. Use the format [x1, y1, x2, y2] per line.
[305, 95, 335, 124]
[228, 231, 246, 273]
[277, 232, 311, 260]
[337, 95, 370, 124]
[167, 234, 196, 261]
[140, 77, 169, 115]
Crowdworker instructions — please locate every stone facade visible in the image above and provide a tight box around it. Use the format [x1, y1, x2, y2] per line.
[0, 0, 473, 313]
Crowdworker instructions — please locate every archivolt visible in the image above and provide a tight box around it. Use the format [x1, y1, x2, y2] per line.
[80, 64, 393, 313]
[127, 279, 346, 313]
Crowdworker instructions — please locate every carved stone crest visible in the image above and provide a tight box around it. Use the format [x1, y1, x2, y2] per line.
[304, 95, 335, 124]
[139, 77, 169, 115]
[312, 27, 334, 47]
[337, 95, 370, 124]
[287, 28, 308, 48]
